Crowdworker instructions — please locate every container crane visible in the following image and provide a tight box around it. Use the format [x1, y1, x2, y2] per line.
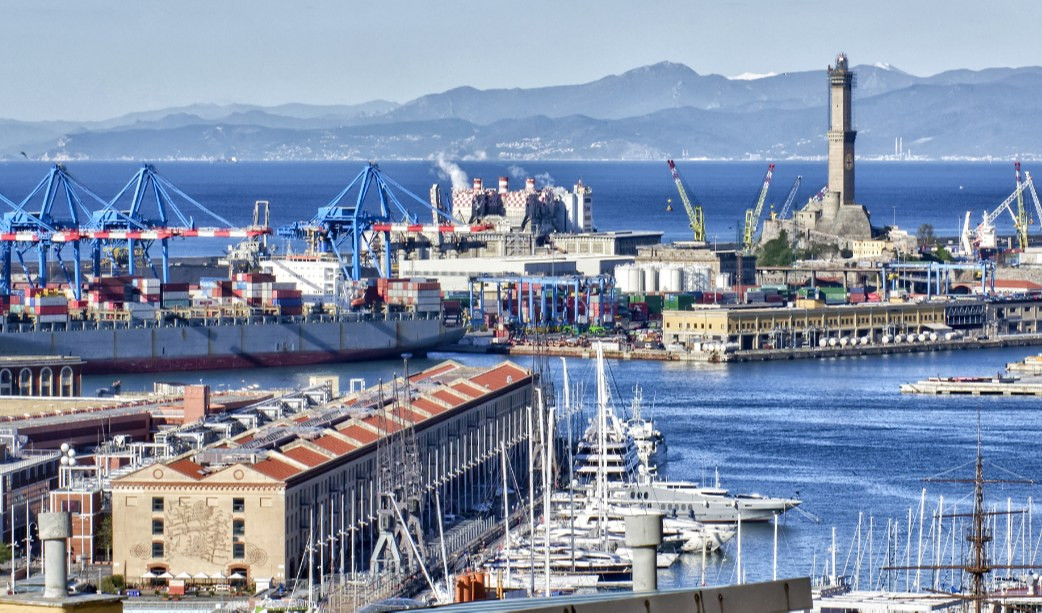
[963, 177, 1031, 256]
[778, 176, 802, 219]
[742, 163, 775, 251]
[1014, 162, 1031, 250]
[666, 160, 706, 242]
[278, 163, 490, 281]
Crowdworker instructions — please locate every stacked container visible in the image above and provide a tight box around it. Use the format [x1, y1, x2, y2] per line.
[385, 279, 441, 312]
[272, 288, 303, 315]
[25, 288, 69, 324]
[161, 283, 191, 308]
[131, 277, 161, 303]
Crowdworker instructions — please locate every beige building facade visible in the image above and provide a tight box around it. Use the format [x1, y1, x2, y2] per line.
[663, 301, 948, 349]
[112, 360, 534, 588]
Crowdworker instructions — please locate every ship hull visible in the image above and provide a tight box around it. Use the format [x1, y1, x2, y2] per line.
[0, 317, 466, 374]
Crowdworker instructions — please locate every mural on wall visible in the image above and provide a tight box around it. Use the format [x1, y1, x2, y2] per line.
[166, 501, 230, 564]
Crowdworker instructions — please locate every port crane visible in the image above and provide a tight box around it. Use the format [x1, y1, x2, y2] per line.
[1013, 162, 1032, 250]
[666, 160, 706, 242]
[0, 165, 107, 300]
[777, 175, 803, 219]
[961, 175, 1032, 256]
[86, 164, 271, 283]
[278, 163, 491, 281]
[742, 163, 775, 252]
[0, 164, 274, 299]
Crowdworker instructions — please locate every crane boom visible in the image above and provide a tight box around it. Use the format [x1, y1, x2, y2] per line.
[778, 176, 802, 219]
[1015, 162, 1030, 250]
[1025, 171, 1042, 236]
[742, 163, 775, 251]
[667, 160, 706, 242]
[964, 178, 1032, 254]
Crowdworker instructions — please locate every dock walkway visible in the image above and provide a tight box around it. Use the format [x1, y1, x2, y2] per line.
[900, 376, 1042, 396]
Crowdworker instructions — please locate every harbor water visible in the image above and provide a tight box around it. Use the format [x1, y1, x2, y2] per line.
[88, 345, 1042, 590]
[0, 160, 1027, 246]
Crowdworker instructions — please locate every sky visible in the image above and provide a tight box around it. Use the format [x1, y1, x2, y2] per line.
[2, 0, 1041, 122]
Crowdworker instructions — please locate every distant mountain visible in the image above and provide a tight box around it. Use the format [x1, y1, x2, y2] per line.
[3, 62, 1042, 161]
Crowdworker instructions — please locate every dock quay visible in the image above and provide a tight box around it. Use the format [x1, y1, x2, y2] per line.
[1007, 354, 1042, 374]
[900, 375, 1042, 396]
[449, 333, 1042, 363]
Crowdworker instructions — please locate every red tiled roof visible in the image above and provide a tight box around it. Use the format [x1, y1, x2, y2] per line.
[396, 407, 428, 423]
[312, 435, 357, 455]
[281, 446, 329, 467]
[233, 433, 254, 444]
[412, 397, 448, 415]
[450, 382, 483, 399]
[340, 424, 379, 445]
[168, 459, 205, 480]
[251, 458, 301, 481]
[363, 415, 404, 434]
[410, 362, 458, 382]
[431, 389, 465, 407]
[469, 363, 527, 391]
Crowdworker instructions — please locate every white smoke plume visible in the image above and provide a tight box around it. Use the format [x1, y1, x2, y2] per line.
[434, 152, 469, 189]
[507, 164, 527, 180]
[535, 171, 555, 188]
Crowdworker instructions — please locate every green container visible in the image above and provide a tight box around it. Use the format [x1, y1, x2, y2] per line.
[643, 295, 664, 314]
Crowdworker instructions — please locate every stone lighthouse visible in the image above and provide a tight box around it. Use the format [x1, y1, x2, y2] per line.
[828, 53, 856, 207]
[819, 52, 872, 238]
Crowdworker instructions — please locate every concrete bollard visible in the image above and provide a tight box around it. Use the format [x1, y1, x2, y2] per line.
[624, 512, 663, 592]
[39, 512, 71, 599]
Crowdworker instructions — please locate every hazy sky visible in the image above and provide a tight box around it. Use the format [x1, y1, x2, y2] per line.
[2, 0, 1040, 121]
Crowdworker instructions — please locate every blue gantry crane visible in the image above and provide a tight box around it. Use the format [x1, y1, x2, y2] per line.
[0, 164, 108, 300]
[278, 163, 482, 281]
[87, 164, 268, 283]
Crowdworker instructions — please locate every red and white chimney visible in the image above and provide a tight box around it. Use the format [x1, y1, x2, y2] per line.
[526, 177, 536, 192]
[473, 178, 483, 191]
[498, 176, 509, 194]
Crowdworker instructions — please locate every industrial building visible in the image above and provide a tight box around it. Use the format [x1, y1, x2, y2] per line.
[663, 301, 949, 350]
[450, 177, 593, 235]
[0, 356, 83, 397]
[111, 360, 536, 589]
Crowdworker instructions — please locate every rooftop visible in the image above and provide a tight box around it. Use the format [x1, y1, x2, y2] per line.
[112, 360, 532, 487]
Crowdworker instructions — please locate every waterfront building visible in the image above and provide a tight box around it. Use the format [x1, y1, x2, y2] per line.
[0, 356, 83, 398]
[111, 360, 535, 589]
[0, 430, 61, 542]
[663, 301, 948, 349]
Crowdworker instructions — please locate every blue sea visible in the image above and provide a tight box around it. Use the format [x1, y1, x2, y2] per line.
[0, 160, 1029, 250]
[5, 160, 1039, 590]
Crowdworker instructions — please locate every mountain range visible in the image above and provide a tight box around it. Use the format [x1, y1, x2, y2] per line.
[3, 62, 1042, 161]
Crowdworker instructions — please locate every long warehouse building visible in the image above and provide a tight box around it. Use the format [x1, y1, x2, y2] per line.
[111, 360, 535, 588]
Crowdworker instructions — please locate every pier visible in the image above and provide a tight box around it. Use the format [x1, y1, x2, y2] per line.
[901, 375, 1042, 396]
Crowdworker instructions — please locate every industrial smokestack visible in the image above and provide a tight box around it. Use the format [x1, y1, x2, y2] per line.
[525, 177, 536, 192]
[473, 178, 483, 191]
[498, 177, 509, 194]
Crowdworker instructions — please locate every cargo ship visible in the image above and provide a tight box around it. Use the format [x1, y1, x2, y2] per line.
[0, 272, 464, 375]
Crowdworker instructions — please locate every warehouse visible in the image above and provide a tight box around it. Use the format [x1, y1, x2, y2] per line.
[111, 360, 535, 590]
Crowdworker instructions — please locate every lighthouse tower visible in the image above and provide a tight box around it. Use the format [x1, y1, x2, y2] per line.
[828, 53, 856, 206]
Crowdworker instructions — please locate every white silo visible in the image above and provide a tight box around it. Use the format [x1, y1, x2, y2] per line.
[644, 267, 659, 293]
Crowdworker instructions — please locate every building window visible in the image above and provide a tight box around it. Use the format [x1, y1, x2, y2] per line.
[18, 369, 31, 396]
[152, 497, 164, 512]
[39, 367, 53, 397]
[232, 498, 245, 513]
[232, 543, 245, 559]
[59, 367, 74, 397]
[152, 542, 164, 558]
[152, 519, 164, 535]
[0, 369, 10, 395]
[233, 519, 245, 537]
